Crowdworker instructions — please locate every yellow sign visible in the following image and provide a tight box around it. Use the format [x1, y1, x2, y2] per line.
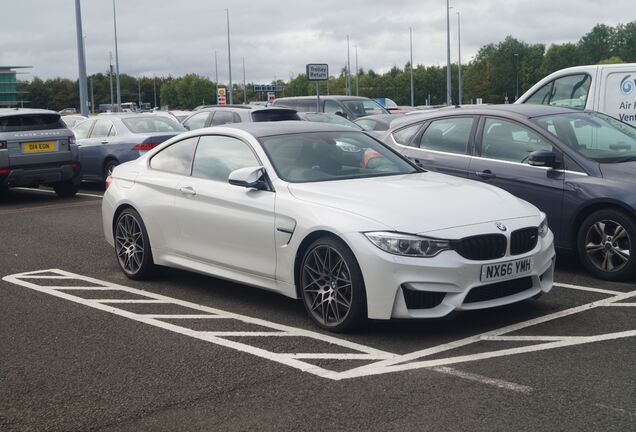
[23, 141, 55, 153]
[217, 88, 226, 96]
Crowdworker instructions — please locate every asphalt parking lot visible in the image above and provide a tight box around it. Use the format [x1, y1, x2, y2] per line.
[1, 186, 635, 432]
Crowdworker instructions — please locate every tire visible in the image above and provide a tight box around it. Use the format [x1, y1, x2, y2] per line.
[299, 236, 367, 332]
[114, 208, 155, 280]
[104, 159, 119, 182]
[577, 208, 636, 281]
[52, 179, 79, 198]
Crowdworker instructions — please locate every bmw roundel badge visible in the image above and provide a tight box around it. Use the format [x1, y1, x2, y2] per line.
[495, 222, 507, 232]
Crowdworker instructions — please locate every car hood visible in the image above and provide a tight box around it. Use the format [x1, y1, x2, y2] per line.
[599, 161, 636, 182]
[287, 172, 539, 234]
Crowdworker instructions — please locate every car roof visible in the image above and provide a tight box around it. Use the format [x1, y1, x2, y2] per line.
[275, 95, 376, 101]
[221, 120, 357, 137]
[0, 108, 60, 117]
[391, 104, 581, 128]
[196, 105, 294, 112]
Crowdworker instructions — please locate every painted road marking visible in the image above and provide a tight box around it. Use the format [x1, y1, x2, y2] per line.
[3, 269, 635, 384]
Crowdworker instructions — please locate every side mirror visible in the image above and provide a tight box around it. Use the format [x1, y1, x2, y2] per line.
[527, 149, 558, 168]
[183, 124, 190, 130]
[334, 111, 347, 118]
[228, 166, 269, 191]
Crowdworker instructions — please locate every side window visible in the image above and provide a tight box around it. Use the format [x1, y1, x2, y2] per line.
[392, 123, 422, 146]
[524, 74, 591, 110]
[481, 118, 553, 163]
[73, 120, 93, 139]
[183, 112, 209, 130]
[210, 111, 238, 126]
[417, 117, 473, 154]
[90, 120, 114, 138]
[324, 100, 341, 114]
[564, 155, 586, 173]
[192, 135, 260, 182]
[149, 136, 199, 175]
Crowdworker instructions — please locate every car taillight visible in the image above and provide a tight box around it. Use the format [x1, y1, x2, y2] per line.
[69, 136, 76, 145]
[131, 143, 159, 151]
[0, 168, 10, 175]
[71, 161, 80, 170]
[105, 175, 113, 190]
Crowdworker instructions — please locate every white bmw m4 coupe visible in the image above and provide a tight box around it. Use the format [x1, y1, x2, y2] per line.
[102, 121, 555, 332]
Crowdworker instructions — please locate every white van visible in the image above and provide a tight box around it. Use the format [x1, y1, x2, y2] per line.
[516, 63, 636, 126]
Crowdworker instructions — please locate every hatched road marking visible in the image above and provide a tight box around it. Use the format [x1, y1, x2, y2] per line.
[3, 270, 635, 385]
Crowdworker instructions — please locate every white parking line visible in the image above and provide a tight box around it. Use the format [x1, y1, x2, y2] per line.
[3, 269, 634, 386]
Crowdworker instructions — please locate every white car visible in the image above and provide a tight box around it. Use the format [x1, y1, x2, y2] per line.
[102, 122, 555, 332]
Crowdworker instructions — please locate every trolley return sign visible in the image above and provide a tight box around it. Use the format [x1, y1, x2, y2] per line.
[306, 64, 329, 112]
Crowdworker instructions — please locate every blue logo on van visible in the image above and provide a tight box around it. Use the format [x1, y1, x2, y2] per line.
[620, 75, 634, 95]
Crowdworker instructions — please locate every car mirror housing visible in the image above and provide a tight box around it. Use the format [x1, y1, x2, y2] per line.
[528, 149, 557, 168]
[228, 166, 269, 190]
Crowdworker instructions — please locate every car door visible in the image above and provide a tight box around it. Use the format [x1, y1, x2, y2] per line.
[174, 134, 276, 278]
[78, 119, 114, 180]
[400, 116, 476, 178]
[468, 116, 565, 237]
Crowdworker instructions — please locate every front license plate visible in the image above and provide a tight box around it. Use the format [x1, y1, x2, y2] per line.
[23, 141, 56, 153]
[481, 257, 533, 282]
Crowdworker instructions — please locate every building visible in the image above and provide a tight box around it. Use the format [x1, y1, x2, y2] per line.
[0, 66, 31, 107]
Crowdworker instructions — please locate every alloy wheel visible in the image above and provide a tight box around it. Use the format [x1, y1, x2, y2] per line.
[115, 213, 145, 274]
[585, 219, 631, 273]
[302, 245, 353, 327]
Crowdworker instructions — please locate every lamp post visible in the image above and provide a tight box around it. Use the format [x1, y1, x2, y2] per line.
[243, 57, 246, 104]
[410, 27, 414, 106]
[112, 0, 121, 111]
[346, 35, 351, 96]
[446, 0, 452, 105]
[457, 11, 462, 105]
[109, 52, 114, 110]
[74, 0, 89, 116]
[355, 45, 359, 96]
[225, 9, 233, 105]
[214, 50, 219, 102]
[514, 53, 519, 101]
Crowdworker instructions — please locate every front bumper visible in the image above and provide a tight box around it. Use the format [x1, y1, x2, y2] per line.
[346, 217, 556, 320]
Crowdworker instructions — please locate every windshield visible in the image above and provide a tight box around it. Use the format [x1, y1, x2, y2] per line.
[260, 131, 417, 183]
[341, 99, 388, 118]
[532, 112, 636, 163]
[122, 116, 186, 134]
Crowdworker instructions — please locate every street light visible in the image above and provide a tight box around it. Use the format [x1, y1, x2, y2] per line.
[225, 9, 233, 105]
[355, 45, 359, 97]
[514, 53, 520, 100]
[346, 35, 351, 96]
[446, 0, 452, 105]
[457, 11, 462, 105]
[409, 27, 414, 106]
[74, 0, 89, 116]
[112, 0, 121, 111]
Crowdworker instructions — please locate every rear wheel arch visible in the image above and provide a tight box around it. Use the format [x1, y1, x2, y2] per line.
[103, 157, 119, 180]
[570, 201, 636, 250]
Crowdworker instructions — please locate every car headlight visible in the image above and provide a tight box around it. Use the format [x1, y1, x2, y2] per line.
[538, 214, 549, 238]
[364, 232, 450, 257]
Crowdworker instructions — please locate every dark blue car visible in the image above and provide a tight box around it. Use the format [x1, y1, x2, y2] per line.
[381, 104, 636, 281]
[73, 113, 186, 182]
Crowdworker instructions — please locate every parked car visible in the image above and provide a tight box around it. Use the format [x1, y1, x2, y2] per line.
[297, 112, 363, 130]
[271, 96, 389, 120]
[73, 113, 185, 183]
[102, 121, 554, 332]
[0, 109, 80, 197]
[354, 114, 404, 132]
[60, 114, 88, 129]
[516, 63, 636, 126]
[59, 108, 77, 115]
[181, 105, 300, 131]
[380, 104, 636, 280]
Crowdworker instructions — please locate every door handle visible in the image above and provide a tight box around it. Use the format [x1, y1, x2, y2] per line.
[101, 140, 109, 144]
[179, 186, 196, 196]
[475, 170, 496, 180]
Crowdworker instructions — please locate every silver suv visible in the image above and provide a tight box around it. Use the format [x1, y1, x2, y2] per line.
[0, 109, 81, 197]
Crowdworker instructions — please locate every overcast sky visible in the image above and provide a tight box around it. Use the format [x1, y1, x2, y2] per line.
[1, 0, 632, 83]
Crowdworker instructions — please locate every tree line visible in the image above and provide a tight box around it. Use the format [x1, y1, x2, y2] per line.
[16, 21, 636, 111]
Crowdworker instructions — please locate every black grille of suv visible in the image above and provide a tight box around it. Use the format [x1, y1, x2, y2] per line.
[452, 234, 507, 261]
[510, 227, 538, 255]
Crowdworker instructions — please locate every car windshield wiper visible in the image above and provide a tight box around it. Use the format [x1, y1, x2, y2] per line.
[611, 156, 636, 163]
